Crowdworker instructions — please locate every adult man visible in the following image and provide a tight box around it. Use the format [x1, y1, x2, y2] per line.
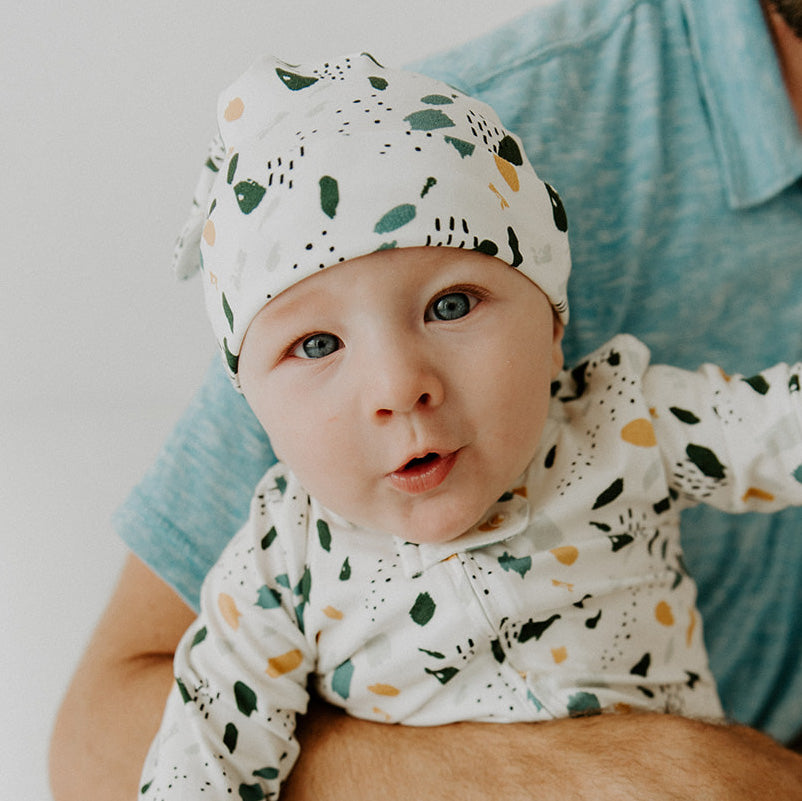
[50, 1, 802, 798]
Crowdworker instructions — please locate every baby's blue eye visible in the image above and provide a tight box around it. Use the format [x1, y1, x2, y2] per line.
[294, 333, 341, 359]
[429, 292, 474, 321]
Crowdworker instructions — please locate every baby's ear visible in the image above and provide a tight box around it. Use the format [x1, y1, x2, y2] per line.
[551, 315, 565, 378]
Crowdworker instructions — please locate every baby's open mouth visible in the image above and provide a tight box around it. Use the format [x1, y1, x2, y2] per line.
[402, 452, 440, 471]
[388, 450, 459, 494]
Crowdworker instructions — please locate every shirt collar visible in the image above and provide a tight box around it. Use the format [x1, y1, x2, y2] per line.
[681, 0, 802, 208]
[397, 483, 531, 577]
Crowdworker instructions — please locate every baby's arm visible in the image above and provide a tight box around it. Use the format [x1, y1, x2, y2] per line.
[140, 508, 314, 800]
[645, 359, 802, 512]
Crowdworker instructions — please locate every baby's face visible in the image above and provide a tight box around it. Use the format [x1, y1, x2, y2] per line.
[239, 247, 563, 544]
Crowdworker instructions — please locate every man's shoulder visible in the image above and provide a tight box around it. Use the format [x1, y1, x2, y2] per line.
[410, 0, 668, 93]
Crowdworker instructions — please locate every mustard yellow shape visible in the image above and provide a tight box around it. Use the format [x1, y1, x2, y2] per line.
[266, 649, 304, 678]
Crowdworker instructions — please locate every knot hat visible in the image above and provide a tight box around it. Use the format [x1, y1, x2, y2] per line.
[173, 52, 571, 386]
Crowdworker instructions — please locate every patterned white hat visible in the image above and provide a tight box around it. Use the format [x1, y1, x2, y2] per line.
[173, 52, 571, 386]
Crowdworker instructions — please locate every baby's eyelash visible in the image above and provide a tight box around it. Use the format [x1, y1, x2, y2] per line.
[276, 333, 316, 361]
[279, 332, 331, 361]
[434, 283, 491, 301]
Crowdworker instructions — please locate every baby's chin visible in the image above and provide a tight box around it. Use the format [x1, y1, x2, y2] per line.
[357, 506, 487, 545]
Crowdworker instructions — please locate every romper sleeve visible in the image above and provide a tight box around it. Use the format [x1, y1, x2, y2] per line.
[644, 358, 802, 513]
[139, 466, 315, 801]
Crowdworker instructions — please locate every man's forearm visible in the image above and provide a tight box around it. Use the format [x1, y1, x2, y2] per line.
[286, 701, 802, 801]
[50, 652, 173, 801]
[52, 661, 802, 801]
[49, 554, 197, 801]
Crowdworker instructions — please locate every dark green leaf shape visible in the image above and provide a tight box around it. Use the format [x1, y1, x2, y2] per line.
[421, 176, 437, 197]
[473, 239, 499, 256]
[404, 109, 455, 131]
[224, 722, 238, 753]
[507, 226, 523, 267]
[317, 519, 332, 552]
[361, 52, 384, 67]
[425, 666, 459, 684]
[261, 526, 277, 550]
[253, 767, 279, 780]
[275, 67, 319, 91]
[410, 592, 436, 626]
[234, 681, 257, 717]
[419, 647, 446, 659]
[491, 638, 506, 664]
[592, 477, 624, 509]
[369, 76, 388, 90]
[223, 338, 239, 375]
[630, 652, 651, 677]
[375, 203, 416, 234]
[518, 614, 561, 643]
[222, 292, 234, 332]
[176, 677, 192, 703]
[319, 175, 339, 218]
[609, 533, 634, 552]
[190, 626, 207, 649]
[653, 497, 671, 514]
[339, 557, 351, 581]
[238, 782, 265, 801]
[227, 153, 239, 185]
[234, 180, 266, 214]
[686, 444, 726, 479]
[670, 407, 700, 424]
[585, 610, 602, 629]
[295, 566, 311, 602]
[497, 134, 523, 165]
[743, 374, 770, 395]
[546, 182, 568, 232]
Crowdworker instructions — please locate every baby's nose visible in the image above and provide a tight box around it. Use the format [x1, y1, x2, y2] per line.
[369, 346, 445, 419]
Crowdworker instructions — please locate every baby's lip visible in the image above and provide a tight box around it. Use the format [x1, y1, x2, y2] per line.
[387, 449, 460, 494]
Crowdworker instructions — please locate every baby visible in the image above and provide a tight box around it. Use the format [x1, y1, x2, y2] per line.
[141, 52, 802, 799]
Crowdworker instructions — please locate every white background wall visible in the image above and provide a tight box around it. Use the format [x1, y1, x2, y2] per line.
[2, 1, 549, 796]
